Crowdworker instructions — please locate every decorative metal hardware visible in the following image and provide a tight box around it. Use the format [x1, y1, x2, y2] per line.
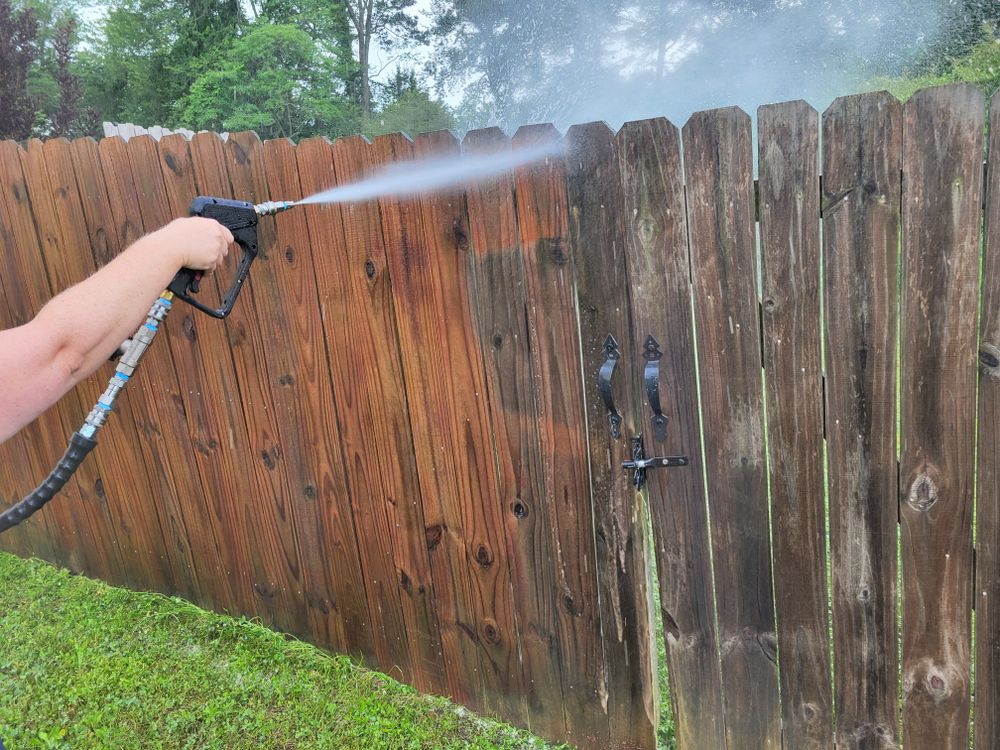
[643, 335, 668, 442]
[622, 435, 688, 490]
[598, 334, 622, 439]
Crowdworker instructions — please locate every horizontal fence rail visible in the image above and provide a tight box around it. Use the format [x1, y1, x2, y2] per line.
[1, 83, 999, 750]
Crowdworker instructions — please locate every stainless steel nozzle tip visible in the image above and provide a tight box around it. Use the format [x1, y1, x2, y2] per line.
[254, 200, 296, 216]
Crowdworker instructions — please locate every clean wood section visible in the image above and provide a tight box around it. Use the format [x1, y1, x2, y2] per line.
[259, 137, 376, 658]
[758, 100, 831, 749]
[823, 90, 902, 750]
[462, 126, 567, 737]
[617, 116, 726, 749]
[511, 124, 610, 748]
[976, 89, 1000, 750]
[330, 134, 446, 692]
[899, 83, 983, 750]
[682, 106, 781, 749]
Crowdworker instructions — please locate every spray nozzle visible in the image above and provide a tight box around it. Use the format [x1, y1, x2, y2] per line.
[254, 200, 297, 216]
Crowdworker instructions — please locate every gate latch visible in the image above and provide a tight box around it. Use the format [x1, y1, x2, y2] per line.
[622, 435, 688, 490]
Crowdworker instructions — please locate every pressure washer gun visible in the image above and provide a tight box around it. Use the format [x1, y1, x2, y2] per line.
[0, 196, 296, 534]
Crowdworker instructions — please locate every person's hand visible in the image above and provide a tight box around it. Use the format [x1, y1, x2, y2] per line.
[152, 217, 234, 274]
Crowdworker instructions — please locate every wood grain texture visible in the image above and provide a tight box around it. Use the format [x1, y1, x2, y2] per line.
[258, 136, 376, 656]
[565, 121, 657, 750]
[975, 89, 1000, 750]
[682, 107, 781, 750]
[327, 134, 446, 692]
[757, 100, 831, 749]
[510, 124, 610, 749]
[616, 117, 725, 750]
[0, 139, 115, 576]
[823, 91, 901, 750]
[899, 83, 983, 750]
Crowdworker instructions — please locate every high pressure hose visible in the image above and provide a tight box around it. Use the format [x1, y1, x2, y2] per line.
[0, 291, 175, 534]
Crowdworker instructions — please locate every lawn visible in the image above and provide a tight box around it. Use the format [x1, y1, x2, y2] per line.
[0, 552, 561, 750]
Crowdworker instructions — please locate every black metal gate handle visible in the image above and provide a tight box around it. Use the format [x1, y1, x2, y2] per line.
[643, 335, 668, 442]
[599, 334, 622, 440]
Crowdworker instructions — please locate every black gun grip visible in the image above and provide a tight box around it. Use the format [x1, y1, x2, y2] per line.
[168, 196, 259, 319]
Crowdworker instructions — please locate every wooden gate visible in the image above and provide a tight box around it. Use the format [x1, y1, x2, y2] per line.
[2, 83, 1000, 749]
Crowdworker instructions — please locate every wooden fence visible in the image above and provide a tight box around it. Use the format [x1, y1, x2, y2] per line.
[1, 83, 998, 749]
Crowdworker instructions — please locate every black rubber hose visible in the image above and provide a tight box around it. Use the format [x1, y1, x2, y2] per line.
[0, 433, 97, 534]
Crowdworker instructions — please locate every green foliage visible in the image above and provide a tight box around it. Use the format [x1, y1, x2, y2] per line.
[869, 33, 1000, 101]
[0, 552, 560, 749]
[180, 22, 359, 140]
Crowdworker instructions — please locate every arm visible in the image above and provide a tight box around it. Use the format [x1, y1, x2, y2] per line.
[0, 217, 233, 443]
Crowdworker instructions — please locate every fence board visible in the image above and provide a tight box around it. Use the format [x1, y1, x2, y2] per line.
[823, 90, 902, 750]
[370, 131, 491, 713]
[259, 137, 375, 657]
[408, 129, 526, 723]
[976, 89, 1000, 750]
[462, 126, 567, 738]
[682, 107, 781, 749]
[511, 124, 610, 748]
[564, 121, 657, 749]
[758, 101, 831, 748]
[328, 134, 446, 691]
[617, 117, 725, 749]
[0, 140, 118, 576]
[899, 83, 983, 750]
[159, 132, 299, 620]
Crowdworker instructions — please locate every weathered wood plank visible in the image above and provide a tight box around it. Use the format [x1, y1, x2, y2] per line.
[682, 106, 781, 749]
[564, 121, 657, 750]
[758, 100, 831, 749]
[823, 91, 902, 750]
[617, 116, 725, 750]
[462, 126, 568, 739]
[511, 124, 609, 749]
[899, 83, 983, 750]
[258, 136, 375, 658]
[975, 88, 1000, 750]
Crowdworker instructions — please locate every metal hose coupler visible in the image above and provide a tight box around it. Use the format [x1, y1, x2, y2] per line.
[254, 200, 297, 216]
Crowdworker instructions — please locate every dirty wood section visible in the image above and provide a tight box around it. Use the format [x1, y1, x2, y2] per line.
[758, 100, 832, 749]
[616, 116, 726, 750]
[823, 91, 902, 750]
[975, 89, 1000, 750]
[682, 106, 781, 749]
[899, 83, 982, 750]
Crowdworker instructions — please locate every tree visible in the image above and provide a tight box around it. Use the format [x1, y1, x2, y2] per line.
[364, 69, 453, 136]
[343, 0, 424, 115]
[0, 0, 41, 140]
[50, 17, 89, 137]
[180, 22, 358, 140]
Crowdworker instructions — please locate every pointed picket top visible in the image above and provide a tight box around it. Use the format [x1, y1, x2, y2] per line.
[823, 89, 901, 121]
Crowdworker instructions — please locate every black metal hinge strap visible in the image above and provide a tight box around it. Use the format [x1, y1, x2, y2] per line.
[643, 335, 668, 442]
[599, 334, 623, 440]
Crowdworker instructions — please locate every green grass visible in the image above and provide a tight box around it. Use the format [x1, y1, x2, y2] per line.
[0, 552, 560, 750]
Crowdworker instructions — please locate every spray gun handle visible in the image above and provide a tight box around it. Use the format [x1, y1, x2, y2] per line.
[168, 196, 261, 319]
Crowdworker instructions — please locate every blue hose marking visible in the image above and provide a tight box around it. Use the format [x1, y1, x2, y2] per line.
[97, 401, 111, 411]
[116, 372, 129, 381]
[145, 322, 158, 331]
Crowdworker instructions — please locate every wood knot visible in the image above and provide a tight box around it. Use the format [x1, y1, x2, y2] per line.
[399, 570, 411, 592]
[303, 484, 316, 500]
[94, 477, 106, 501]
[452, 220, 469, 252]
[261, 447, 278, 471]
[980, 343, 1000, 376]
[227, 321, 247, 347]
[562, 593, 578, 616]
[762, 297, 777, 313]
[481, 619, 501, 645]
[284, 246, 294, 263]
[278, 374, 294, 386]
[492, 333, 503, 349]
[253, 581, 277, 599]
[857, 584, 873, 603]
[164, 152, 179, 174]
[801, 702, 818, 721]
[182, 315, 197, 342]
[475, 544, 493, 568]
[511, 499, 528, 519]
[364, 259, 376, 279]
[425, 524, 444, 551]
[538, 237, 568, 266]
[907, 473, 938, 512]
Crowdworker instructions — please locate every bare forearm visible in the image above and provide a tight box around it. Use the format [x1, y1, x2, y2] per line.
[34, 235, 184, 381]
